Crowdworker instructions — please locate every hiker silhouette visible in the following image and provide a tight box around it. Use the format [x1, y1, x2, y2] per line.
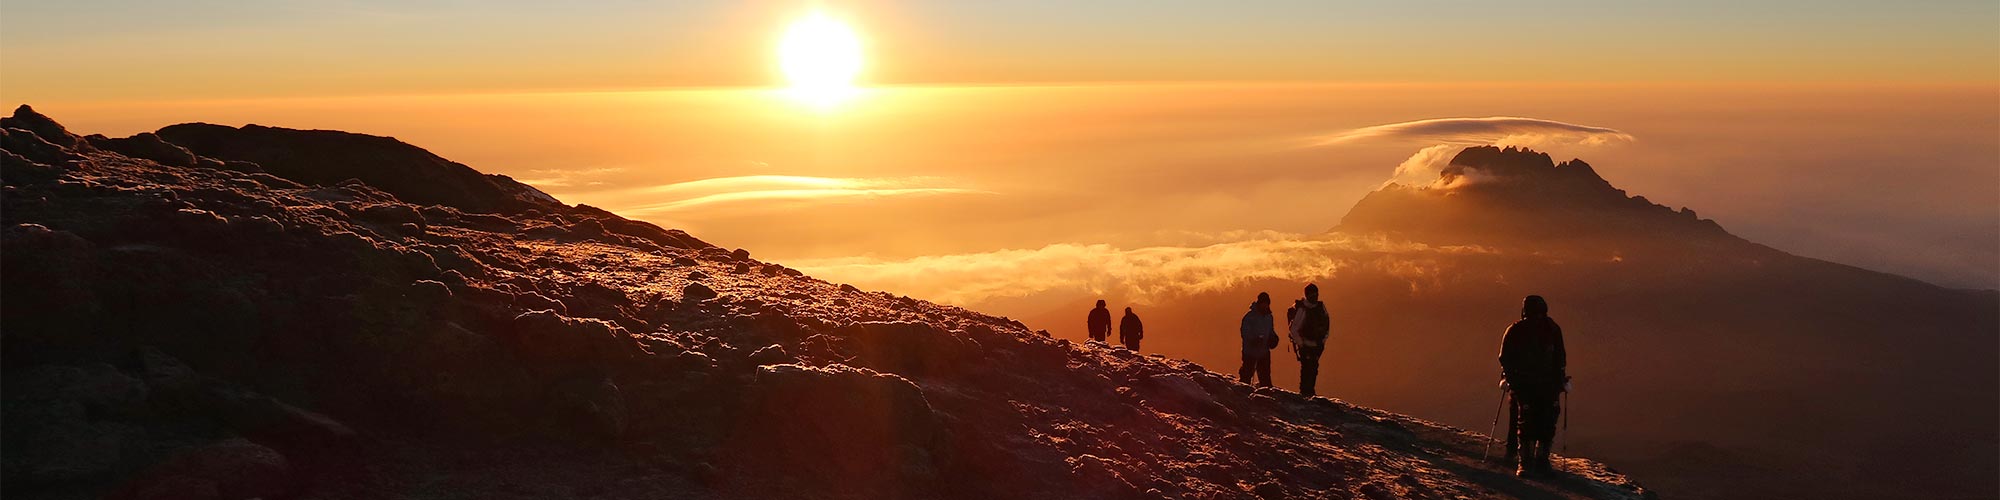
[1118, 307, 1144, 351]
[1288, 284, 1330, 397]
[1086, 299, 1112, 342]
[1238, 292, 1277, 387]
[1499, 294, 1567, 478]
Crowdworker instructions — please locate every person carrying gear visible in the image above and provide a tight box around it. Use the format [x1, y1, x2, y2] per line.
[1238, 292, 1279, 387]
[1287, 283, 1331, 397]
[1086, 300, 1112, 343]
[1498, 295, 1568, 478]
[1118, 307, 1144, 351]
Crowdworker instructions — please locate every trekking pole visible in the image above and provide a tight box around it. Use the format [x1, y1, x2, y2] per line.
[1481, 387, 1505, 462]
[1560, 390, 1571, 454]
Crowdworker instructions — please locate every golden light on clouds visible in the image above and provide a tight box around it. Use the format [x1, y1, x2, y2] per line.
[778, 10, 864, 107]
[559, 175, 988, 217]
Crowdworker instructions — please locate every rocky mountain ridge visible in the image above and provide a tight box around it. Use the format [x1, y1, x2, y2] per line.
[0, 105, 1654, 500]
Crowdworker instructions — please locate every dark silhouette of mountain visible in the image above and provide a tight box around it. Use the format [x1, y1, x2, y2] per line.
[1339, 146, 1740, 253]
[1016, 145, 1997, 500]
[0, 105, 1654, 500]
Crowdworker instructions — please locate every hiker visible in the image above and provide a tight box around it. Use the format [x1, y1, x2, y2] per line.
[1287, 283, 1330, 397]
[1238, 292, 1278, 387]
[1118, 307, 1144, 351]
[1086, 300, 1112, 343]
[1499, 295, 1567, 478]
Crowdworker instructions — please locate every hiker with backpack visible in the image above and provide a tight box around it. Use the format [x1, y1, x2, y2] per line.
[1287, 283, 1331, 397]
[1499, 295, 1568, 478]
[1118, 307, 1144, 351]
[1238, 292, 1279, 387]
[1086, 300, 1112, 343]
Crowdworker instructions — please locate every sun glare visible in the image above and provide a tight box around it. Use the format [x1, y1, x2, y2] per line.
[778, 11, 863, 107]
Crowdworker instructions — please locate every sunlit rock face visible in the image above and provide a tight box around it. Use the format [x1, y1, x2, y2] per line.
[0, 106, 1656, 500]
[1338, 146, 1736, 254]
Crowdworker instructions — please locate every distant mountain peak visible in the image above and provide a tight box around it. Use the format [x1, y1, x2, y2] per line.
[1338, 146, 1739, 252]
[1439, 146, 1616, 194]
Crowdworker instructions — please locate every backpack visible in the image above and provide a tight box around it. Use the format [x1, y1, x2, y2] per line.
[1285, 301, 1305, 351]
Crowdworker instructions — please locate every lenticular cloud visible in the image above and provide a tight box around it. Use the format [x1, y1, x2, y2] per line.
[1319, 117, 1633, 187]
[1318, 116, 1633, 147]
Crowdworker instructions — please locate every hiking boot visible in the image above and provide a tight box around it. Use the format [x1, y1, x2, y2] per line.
[1514, 464, 1537, 478]
[1512, 442, 1540, 477]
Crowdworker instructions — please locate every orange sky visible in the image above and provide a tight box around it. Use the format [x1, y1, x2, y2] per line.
[4, 1, 1997, 101]
[2, 2, 1995, 293]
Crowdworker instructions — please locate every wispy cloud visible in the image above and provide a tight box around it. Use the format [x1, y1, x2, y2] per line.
[572, 175, 990, 216]
[790, 233, 1492, 306]
[514, 167, 627, 188]
[1316, 116, 1633, 147]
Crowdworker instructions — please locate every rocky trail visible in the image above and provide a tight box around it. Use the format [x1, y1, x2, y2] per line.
[1, 105, 1653, 499]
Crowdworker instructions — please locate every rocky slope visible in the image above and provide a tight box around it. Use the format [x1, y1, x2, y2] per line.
[0, 105, 1653, 500]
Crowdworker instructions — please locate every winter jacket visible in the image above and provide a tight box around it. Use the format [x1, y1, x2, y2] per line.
[1240, 305, 1276, 355]
[1119, 312, 1144, 343]
[1499, 316, 1566, 395]
[1291, 300, 1330, 346]
[1087, 307, 1112, 340]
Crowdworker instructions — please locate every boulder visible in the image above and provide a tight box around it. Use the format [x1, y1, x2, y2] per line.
[408, 279, 453, 304]
[681, 282, 717, 302]
[9, 363, 150, 417]
[1, 364, 148, 484]
[110, 438, 291, 500]
[87, 132, 197, 167]
[746, 344, 791, 366]
[729, 364, 943, 496]
[836, 321, 977, 377]
[1066, 454, 1142, 499]
[203, 386, 359, 450]
[513, 291, 569, 316]
[1, 126, 82, 164]
[507, 310, 643, 366]
[2, 105, 85, 149]
[546, 375, 628, 439]
[1144, 373, 1229, 419]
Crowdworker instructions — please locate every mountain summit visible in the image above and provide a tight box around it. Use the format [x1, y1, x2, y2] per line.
[1338, 146, 1737, 252]
[0, 106, 1652, 499]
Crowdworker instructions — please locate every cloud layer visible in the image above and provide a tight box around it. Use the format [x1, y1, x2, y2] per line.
[789, 233, 1491, 306]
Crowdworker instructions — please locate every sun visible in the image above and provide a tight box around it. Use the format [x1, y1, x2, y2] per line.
[778, 11, 863, 107]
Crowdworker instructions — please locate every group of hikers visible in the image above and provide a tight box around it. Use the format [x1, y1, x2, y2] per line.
[1084, 300, 1146, 350]
[1084, 284, 1570, 478]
